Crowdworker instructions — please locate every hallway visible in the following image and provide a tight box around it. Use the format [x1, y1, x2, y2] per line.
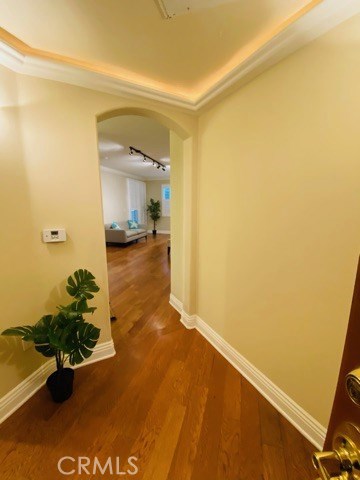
[0, 235, 315, 479]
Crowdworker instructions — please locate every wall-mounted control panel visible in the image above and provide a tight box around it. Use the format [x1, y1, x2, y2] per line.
[42, 228, 67, 243]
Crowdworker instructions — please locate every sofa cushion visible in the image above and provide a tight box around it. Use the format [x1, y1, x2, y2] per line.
[127, 220, 139, 229]
[110, 221, 121, 229]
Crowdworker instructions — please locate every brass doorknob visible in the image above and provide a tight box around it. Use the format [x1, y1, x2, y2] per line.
[312, 423, 360, 480]
[313, 451, 347, 479]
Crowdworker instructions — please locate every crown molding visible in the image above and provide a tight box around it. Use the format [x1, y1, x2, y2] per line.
[0, 40, 196, 110]
[0, 0, 359, 112]
[196, 0, 360, 109]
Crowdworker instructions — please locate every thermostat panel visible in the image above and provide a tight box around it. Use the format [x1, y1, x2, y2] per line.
[42, 229, 66, 243]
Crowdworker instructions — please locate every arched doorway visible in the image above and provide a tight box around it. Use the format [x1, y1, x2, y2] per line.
[96, 106, 196, 320]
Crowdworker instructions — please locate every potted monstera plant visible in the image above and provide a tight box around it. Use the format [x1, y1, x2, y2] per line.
[2, 269, 101, 403]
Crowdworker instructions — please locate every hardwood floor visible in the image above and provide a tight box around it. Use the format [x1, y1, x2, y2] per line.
[0, 234, 316, 479]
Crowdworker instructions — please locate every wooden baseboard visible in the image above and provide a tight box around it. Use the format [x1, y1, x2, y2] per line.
[0, 339, 116, 425]
[169, 294, 326, 449]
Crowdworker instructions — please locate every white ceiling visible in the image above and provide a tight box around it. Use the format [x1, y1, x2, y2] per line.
[98, 116, 170, 180]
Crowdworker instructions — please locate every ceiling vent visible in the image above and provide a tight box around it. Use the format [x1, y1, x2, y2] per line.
[154, 0, 237, 19]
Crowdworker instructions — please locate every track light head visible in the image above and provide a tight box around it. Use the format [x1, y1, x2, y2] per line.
[129, 146, 166, 173]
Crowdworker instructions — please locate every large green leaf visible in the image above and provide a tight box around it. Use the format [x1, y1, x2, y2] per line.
[66, 269, 100, 300]
[34, 344, 57, 357]
[31, 315, 57, 344]
[55, 311, 78, 328]
[34, 315, 55, 333]
[34, 315, 74, 357]
[2, 326, 35, 341]
[32, 315, 58, 358]
[2, 318, 58, 358]
[57, 298, 96, 318]
[67, 322, 100, 365]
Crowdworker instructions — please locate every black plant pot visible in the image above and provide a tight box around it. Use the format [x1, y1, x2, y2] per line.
[152, 230, 157, 235]
[46, 368, 74, 403]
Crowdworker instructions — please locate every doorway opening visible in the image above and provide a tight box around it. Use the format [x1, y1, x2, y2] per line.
[99, 114, 171, 234]
[96, 107, 194, 324]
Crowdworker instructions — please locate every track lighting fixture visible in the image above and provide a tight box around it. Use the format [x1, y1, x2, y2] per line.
[129, 146, 167, 173]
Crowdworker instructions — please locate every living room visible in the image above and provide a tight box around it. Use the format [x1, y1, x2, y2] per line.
[99, 115, 171, 245]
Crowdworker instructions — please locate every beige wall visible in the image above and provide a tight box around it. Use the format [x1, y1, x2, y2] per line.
[100, 169, 129, 224]
[146, 179, 171, 232]
[0, 66, 46, 393]
[197, 14, 360, 427]
[0, 68, 196, 398]
[170, 132, 184, 302]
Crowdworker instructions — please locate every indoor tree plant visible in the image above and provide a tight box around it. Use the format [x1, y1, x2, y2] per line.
[2, 269, 101, 403]
[147, 198, 161, 235]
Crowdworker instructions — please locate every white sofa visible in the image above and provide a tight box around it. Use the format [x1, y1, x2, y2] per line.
[105, 222, 147, 244]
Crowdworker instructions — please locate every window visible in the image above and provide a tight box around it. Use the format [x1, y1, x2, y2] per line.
[162, 184, 171, 217]
[127, 179, 146, 224]
[130, 210, 139, 223]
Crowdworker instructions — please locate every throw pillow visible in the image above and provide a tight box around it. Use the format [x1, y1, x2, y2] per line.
[110, 222, 120, 229]
[128, 220, 139, 229]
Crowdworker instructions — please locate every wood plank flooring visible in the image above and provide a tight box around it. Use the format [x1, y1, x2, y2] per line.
[0, 235, 316, 479]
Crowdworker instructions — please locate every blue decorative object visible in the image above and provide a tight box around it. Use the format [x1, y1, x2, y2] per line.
[163, 186, 171, 200]
[128, 220, 139, 229]
[131, 209, 139, 222]
[111, 222, 120, 229]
